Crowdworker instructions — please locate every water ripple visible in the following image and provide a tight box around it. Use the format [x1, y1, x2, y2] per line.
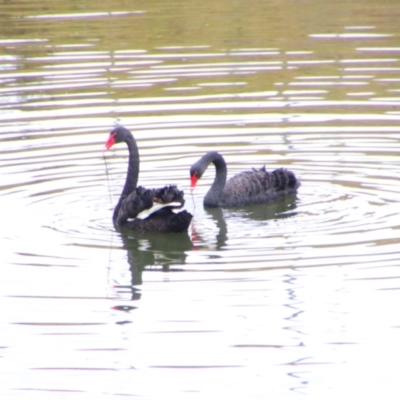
[0, 27, 399, 277]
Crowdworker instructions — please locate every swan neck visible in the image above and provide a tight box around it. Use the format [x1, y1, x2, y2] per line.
[122, 136, 140, 197]
[113, 135, 139, 223]
[205, 152, 227, 206]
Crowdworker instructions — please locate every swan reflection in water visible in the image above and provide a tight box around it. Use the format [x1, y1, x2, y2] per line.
[113, 194, 299, 303]
[192, 194, 299, 250]
[114, 229, 193, 301]
[223, 195, 299, 222]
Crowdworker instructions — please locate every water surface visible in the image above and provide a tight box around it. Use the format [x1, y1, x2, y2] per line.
[1, 0, 400, 399]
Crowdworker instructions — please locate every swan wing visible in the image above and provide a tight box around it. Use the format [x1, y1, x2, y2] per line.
[221, 168, 299, 206]
[117, 185, 187, 223]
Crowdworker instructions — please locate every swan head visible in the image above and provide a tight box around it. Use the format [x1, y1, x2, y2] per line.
[190, 151, 221, 190]
[104, 126, 132, 151]
[190, 163, 204, 190]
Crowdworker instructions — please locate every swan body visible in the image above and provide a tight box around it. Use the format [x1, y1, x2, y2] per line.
[104, 126, 192, 233]
[190, 151, 300, 207]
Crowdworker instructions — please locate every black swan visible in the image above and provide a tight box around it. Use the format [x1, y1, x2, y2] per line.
[104, 126, 192, 233]
[190, 151, 300, 207]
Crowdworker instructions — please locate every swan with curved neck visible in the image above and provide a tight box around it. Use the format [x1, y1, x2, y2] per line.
[104, 126, 192, 232]
[190, 151, 300, 207]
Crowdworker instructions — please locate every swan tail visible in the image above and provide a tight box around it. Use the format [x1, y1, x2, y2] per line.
[271, 168, 300, 192]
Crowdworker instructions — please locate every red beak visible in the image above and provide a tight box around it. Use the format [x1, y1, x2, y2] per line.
[190, 174, 198, 190]
[104, 133, 116, 151]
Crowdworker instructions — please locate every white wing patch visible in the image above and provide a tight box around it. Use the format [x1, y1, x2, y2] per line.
[135, 202, 182, 220]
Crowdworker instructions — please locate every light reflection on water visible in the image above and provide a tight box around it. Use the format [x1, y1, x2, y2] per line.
[1, 1, 400, 398]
